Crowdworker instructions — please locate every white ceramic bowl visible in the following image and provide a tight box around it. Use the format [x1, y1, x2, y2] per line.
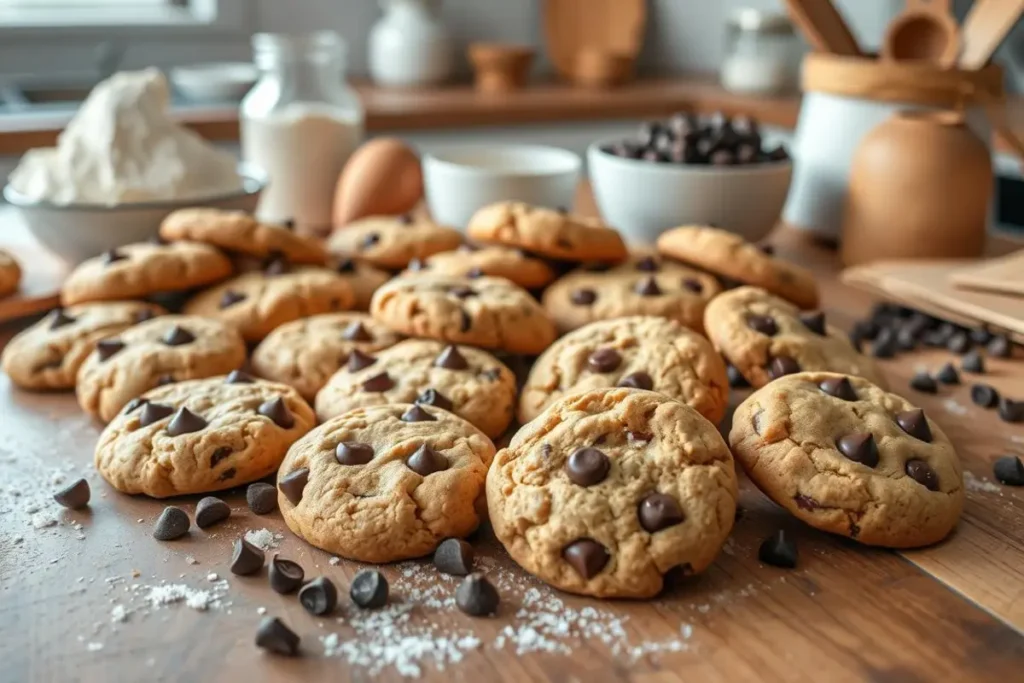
[3, 164, 266, 265]
[169, 63, 258, 103]
[587, 141, 793, 244]
[423, 144, 581, 229]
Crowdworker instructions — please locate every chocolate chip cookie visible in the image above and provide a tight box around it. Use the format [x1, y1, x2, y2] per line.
[409, 244, 557, 290]
[250, 313, 403, 401]
[467, 201, 628, 263]
[541, 252, 721, 334]
[0, 248, 21, 297]
[730, 372, 964, 548]
[488, 387, 737, 598]
[76, 315, 247, 422]
[160, 208, 327, 265]
[2, 302, 163, 390]
[657, 225, 819, 309]
[315, 339, 516, 438]
[704, 286, 886, 389]
[95, 374, 315, 497]
[327, 215, 462, 270]
[519, 316, 728, 426]
[278, 403, 495, 563]
[182, 262, 355, 342]
[60, 241, 234, 306]
[370, 273, 557, 355]
[332, 257, 391, 310]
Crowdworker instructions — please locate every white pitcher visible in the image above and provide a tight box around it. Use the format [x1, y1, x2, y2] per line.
[369, 0, 453, 87]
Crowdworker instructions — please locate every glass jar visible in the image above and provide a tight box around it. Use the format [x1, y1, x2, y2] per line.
[721, 10, 802, 96]
[241, 31, 364, 232]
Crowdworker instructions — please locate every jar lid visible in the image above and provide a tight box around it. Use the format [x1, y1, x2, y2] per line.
[728, 9, 795, 35]
[252, 31, 347, 68]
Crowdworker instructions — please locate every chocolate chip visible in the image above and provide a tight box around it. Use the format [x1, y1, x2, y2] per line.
[450, 285, 476, 299]
[635, 256, 659, 272]
[398, 214, 414, 225]
[638, 493, 684, 532]
[360, 233, 380, 250]
[571, 288, 597, 306]
[466, 267, 484, 279]
[220, 290, 246, 309]
[618, 372, 653, 390]
[836, 433, 879, 467]
[994, 456, 1024, 486]
[935, 363, 960, 385]
[225, 369, 255, 384]
[758, 530, 797, 568]
[793, 494, 820, 510]
[138, 402, 175, 427]
[342, 321, 373, 342]
[255, 617, 299, 656]
[210, 448, 232, 467]
[948, 332, 972, 355]
[102, 248, 127, 265]
[799, 311, 826, 336]
[677, 278, 702, 294]
[566, 448, 610, 487]
[987, 335, 1012, 358]
[336, 257, 357, 273]
[460, 310, 472, 332]
[258, 397, 295, 428]
[134, 309, 157, 324]
[482, 368, 502, 382]
[727, 364, 750, 388]
[905, 459, 939, 491]
[896, 409, 932, 442]
[434, 345, 468, 370]
[634, 276, 662, 296]
[401, 404, 437, 423]
[971, 384, 1000, 408]
[768, 356, 800, 379]
[361, 371, 394, 392]
[999, 398, 1024, 423]
[586, 348, 622, 374]
[195, 496, 231, 529]
[264, 255, 289, 276]
[895, 327, 918, 352]
[819, 376, 857, 401]
[269, 555, 305, 594]
[434, 538, 474, 576]
[455, 573, 500, 617]
[336, 441, 374, 465]
[230, 538, 265, 575]
[350, 570, 389, 609]
[871, 331, 897, 358]
[299, 577, 337, 615]
[53, 478, 90, 509]
[152, 506, 190, 541]
[759, 243, 776, 255]
[971, 327, 993, 345]
[155, 375, 175, 387]
[416, 389, 453, 412]
[562, 539, 609, 579]
[247, 482, 278, 514]
[125, 397, 145, 416]
[909, 372, 938, 394]
[961, 351, 986, 374]
[48, 308, 76, 329]
[279, 467, 310, 505]
[219, 467, 236, 481]
[406, 444, 448, 476]
[348, 349, 377, 372]
[162, 325, 195, 346]
[166, 407, 207, 436]
[95, 339, 125, 361]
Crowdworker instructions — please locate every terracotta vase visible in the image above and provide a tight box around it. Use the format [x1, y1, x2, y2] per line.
[841, 110, 992, 266]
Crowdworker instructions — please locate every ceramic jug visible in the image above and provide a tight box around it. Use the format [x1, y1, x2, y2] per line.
[369, 0, 453, 87]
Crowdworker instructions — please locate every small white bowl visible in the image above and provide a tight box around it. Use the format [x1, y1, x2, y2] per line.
[3, 164, 266, 265]
[169, 63, 258, 103]
[587, 141, 793, 244]
[423, 144, 581, 229]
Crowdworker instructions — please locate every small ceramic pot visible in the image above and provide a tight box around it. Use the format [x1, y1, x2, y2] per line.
[368, 0, 453, 87]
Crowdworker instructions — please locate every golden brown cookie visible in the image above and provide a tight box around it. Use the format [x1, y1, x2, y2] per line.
[409, 244, 557, 290]
[160, 208, 326, 265]
[332, 257, 391, 310]
[327, 215, 462, 270]
[0, 248, 21, 297]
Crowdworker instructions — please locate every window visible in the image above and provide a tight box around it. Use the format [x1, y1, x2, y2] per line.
[0, 0, 245, 31]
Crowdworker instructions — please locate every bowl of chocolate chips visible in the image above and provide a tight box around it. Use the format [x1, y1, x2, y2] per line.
[589, 112, 792, 244]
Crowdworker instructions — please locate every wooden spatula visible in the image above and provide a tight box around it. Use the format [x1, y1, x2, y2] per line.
[783, 0, 862, 56]
[960, 0, 1024, 69]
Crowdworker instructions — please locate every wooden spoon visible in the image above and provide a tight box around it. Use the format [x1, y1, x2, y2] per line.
[783, 0, 862, 56]
[960, 0, 1024, 69]
[883, 0, 961, 66]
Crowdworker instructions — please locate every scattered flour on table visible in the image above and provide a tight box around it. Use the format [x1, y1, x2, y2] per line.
[244, 528, 283, 551]
[964, 471, 1003, 494]
[942, 398, 968, 416]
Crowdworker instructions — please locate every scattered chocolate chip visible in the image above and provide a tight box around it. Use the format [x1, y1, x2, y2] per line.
[162, 325, 195, 347]
[987, 335, 1012, 358]
[255, 617, 299, 656]
[896, 409, 932, 442]
[220, 290, 246, 309]
[971, 327, 994, 345]
[194, 496, 231, 529]
[342, 321, 373, 341]
[681, 278, 704, 293]
[566, 448, 610, 487]
[402, 404, 438, 423]
[361, 371, 394, 392]
[102, 248, 128, 265]
[53, 478, 90, 509]
[247, 483, 278, 514]
[587, 348, 622, 374]
[449, 285, 476, 299]
[269, 555, 305, 594]
[747, 315, 778, 336]
[634, 276, 662, 296]
[225, 369, 255, 384]
[258, 397, 295, 428]
[638, 493, 684, 532]
[935, 363, 960, 385]
[871, 331, 897, 358]
[618, 372, 653, 390]
[768, 356, 800, 379]
[152, 506, 190, 541]
[434, 345, 468, 370]
[994, 456, 1024, 486]
[48, 308, 76, 330]
[799, 311, 826, 336]
[95, 339, 125, 361]
[231, 538, 265, 575]
[971, 384, 1000, 408]
[166, 407, 207, 436]
[455, 574, 500, 617]
[727, 365, 749, 388]
[947, 332, 972, 355]
[758, 530, 797, 568]
[562, 539, 609, 579]
[348, 349, 377, 372]
[836, 433, 879, 467]
[138, 402, 175, 427]
[571, 288, 597, 306]
[350, 570, 389, 609]
[895, 327, 918, 352]
[999, 398, 1024, 423]
[961, 351, 986, 374]
[406, 444, 448, 476]
[905, 459, 939, 491]
[336, 257, 357, 273]
[299, 577, 338, 615]
[434, 538, 474, 576]
[819, 376, 857, 401]
[279, 468, 310, 505]
[416, 389, 453, 412]
[635, 256, 659, 272]
[909, 372, 938, 394]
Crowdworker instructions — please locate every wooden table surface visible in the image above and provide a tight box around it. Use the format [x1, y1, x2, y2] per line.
[2, 202, 1024, 682]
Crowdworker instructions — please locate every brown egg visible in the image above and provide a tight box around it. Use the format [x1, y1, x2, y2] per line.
[333, 137, 423, 226]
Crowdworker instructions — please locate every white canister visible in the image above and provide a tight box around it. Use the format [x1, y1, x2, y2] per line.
[369, 0, 453, 87]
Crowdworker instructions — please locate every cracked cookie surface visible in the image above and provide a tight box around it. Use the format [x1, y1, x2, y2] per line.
[370, 273, 557, 355]
[95, 375, 315, 497]
[729, 372, 964, 548]
[0, 248, 21, 297]
[315, 339, 516, 438]
[327, 215, 462, 270]
[278, 403, 495, 563]
[704, 286, 886, 389]
[488, 387, 737, 598]
[519, 316, 728, 426]
[160, 208, 326, 264]
[408, 244, 557, 290]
